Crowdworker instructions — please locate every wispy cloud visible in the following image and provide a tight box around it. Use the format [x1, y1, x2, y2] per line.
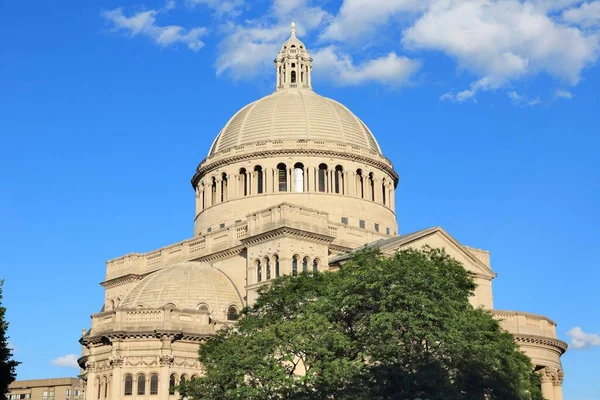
[507, 91, 541, 107]
[185, 0, 244, 17]
[555, 89, 575, 99]
[563, 1, 600, 28]
[313, 46, 421, 87]
[102, 8, 207, 51]
[567, 326, 600, 349]
[51, 354, 80, 368]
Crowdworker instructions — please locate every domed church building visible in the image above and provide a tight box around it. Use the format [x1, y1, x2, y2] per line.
[79, 24, 566, 400]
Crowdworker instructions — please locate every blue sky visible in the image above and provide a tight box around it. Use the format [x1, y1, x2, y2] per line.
[1, 0, 599, 398]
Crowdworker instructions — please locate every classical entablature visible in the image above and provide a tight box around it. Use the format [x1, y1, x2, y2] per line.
[80, 23, 566, 400]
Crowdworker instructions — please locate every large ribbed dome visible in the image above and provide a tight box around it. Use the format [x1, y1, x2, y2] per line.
[119, 262, 242, 312]
[208, 89, 381, 156]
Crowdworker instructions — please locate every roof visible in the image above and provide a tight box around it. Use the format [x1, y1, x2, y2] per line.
[119, 261, 243, 312]
[208, 88, 382, 156]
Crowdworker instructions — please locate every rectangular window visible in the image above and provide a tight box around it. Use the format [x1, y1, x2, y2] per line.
[278, 167, 287, 192]
[374, 223, 380, 232]
[219, 223, 225, 229]
[359, 220, 366, 229]
[341, 217, 348, 225]
[207, 227, 212, 233]
[386, 227, 390, 235]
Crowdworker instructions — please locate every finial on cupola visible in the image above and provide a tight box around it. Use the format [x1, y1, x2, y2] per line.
[290, 22, 296, 37]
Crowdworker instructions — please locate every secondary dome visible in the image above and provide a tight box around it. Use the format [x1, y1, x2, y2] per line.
[208, 23, 381, 157]
[208, 89, 381, 156]
[119, 261, 242, 312]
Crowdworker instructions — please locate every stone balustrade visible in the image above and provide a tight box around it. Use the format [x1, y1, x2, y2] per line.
[492, 310, 558, 338]
[89, 308, 220, 337]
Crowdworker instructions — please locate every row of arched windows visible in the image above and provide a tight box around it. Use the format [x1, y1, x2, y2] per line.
[198, 164, 393, 209]
[255, 255, 280, 283]
[117, 373, 200, 397]
[292, 255, 320, 276]
[255, 255, 320, 283]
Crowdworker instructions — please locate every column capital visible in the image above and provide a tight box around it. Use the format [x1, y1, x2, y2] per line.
[553, 369, 564, 385]
[536, 366, 559, 383]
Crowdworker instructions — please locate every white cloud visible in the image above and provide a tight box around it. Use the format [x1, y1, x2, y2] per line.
[563, 1, 600, 28]
[322, 0, 426, 41]
[185, 0, 244, 16]
[272, 0, 331, 32]
[216, 23, 290, 79]
[102, 8, 207, 51]
[165, 0, 176, 10]
[402, 0, 599, 100]
[567, 326, 600, 349]
[313, 46, 421, 86]
[51, 354, 80, 368]
[555, 89, 575, 99]
[507, 90, 541, 106]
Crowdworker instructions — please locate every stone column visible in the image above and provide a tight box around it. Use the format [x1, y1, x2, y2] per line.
[159, 353, 173, 400]
[553, 369, 564, 400]
[538, 367, 556, 400]
[109, 353, 123, 400]
[85, 363, 97, 400]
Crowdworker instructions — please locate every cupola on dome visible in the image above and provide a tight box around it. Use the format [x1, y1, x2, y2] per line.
[208, 23, 381, 156]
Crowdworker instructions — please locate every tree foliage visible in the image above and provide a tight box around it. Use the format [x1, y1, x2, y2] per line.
[182, 248, 542, 400]
[0, 280, 19, 397]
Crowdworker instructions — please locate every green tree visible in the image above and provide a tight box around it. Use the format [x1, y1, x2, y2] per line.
[0, 280, 19, 397]
[182, 248, 542, 400]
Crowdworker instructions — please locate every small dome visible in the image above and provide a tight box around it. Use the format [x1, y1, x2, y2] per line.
[119, 262, 242, 314]
[208, 89, 381, 156]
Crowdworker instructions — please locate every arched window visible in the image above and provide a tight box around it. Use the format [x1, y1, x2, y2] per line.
[197, 303, 209, 313]
[313, 259, 319, 273]
[103, 377, 108, 399]
[368, 173, 375, 201]
[335, 165, 344, 194]
[318, 164, 328, 192]
[301, 71, 304, 83]
[274, 255, 280, 278]
[221, 173, 228, 202]
[227, 306, 239, 321]
[265, 257, 271, 280]
[239, 168, 248, 196]
[255, 166, 264, 194]
[169, 374, 176, 395]
[302, 257, 309, 272]
[291, 70, 297, 84]
[256, 260, 262, 282]
[180, 375, 187, 388]
[277, 163, 288, 192]
[150, 374, 158, 395]
[211, 177, 217, 205]
[200, 182, 205, 210]
[96, 378, 101, 400]
[382, 180, 387, 205]
[292, 256, 298, 277]
[293, 162, 304, 192]
[137, 374, 145, 395]
[124, 375, 133, 396]
[356, 169, 364, 198]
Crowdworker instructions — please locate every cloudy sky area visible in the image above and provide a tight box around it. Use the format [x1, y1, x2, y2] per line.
[1, 1, 599, 399]
[101, 0, 600, 102]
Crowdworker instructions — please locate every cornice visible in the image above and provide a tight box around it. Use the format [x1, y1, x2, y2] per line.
[100, 273, 148, 289]
[194, 244, 246, 262]
[192, 147, 399, 188]
[81, 329, 212, 346]
[513, 334, 568, 354]
[241, 226, 334, 247]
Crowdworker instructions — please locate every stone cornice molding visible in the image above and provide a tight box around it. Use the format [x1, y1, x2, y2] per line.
[194, 244, 245, 263]
[100, 273, 147, 289]
[514, 334, 568, 354]
[192, 147, 399, 188]
[81, 329, 211, 345]
[241, 226, 334, 247]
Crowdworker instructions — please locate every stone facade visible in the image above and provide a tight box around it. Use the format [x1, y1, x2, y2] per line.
[79, 24, 566, 400]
